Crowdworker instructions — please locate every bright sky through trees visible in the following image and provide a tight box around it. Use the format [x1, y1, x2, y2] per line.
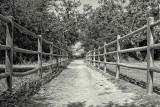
[77, 0, 100, 13]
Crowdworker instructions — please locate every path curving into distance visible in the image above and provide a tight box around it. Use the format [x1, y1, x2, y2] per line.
[25, 60, 136, 107]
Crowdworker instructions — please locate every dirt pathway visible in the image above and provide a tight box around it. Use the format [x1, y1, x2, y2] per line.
[25, 60, 136, 107]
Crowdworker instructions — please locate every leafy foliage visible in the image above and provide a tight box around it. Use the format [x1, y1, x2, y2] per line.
[81, 0, 160, 60]
[1, 0, 160, 61]
[0, 0, 81, 63]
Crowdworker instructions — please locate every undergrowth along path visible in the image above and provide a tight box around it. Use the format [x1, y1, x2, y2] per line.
[24, 60, 136, 107]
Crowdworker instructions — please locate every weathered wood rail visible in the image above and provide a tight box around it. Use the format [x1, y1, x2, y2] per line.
[86, 17, 160, 94]
[0, 14, 69, 93]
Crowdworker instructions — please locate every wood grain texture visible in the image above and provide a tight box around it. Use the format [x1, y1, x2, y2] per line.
[5, 16, 13, 93]
[38, 35, 42, 79]
[116, 35, 121, 80]
[147, 17, 154, 94]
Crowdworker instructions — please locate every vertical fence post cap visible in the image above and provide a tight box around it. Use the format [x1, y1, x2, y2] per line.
[117, 35, 121, 38]
[7, 16, 14, 23]
[148, 17, 154, 20]
[38, 35, 42, 37]
[7, 16, 13, 18]
[147, 17, 154, 25]
[98, 46, 100, 48]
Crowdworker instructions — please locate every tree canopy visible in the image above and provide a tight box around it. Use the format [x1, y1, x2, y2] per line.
[80, 0, 160, 60]
[1, 0, 160, 61]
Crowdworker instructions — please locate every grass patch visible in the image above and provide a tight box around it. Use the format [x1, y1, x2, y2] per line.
[87, 62, 160, 106]
[0, 62, 69, 107]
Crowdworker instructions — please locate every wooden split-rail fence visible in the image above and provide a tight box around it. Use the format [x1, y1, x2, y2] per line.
[86, 17, 160, 94]
[0, 14, 69, 93]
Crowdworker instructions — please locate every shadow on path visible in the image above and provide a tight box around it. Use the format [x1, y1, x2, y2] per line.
[67, 101, 155, 107]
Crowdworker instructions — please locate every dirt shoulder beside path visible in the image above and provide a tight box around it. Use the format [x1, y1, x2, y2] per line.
[23, 60, 137, 107]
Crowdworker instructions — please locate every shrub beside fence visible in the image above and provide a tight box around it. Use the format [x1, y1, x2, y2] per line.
[86, 17, 160, 95]
[0, 14, 69, 93]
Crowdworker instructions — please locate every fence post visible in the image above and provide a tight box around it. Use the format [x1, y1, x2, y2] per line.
[93, 48, 96, 66]
[67, 52, 69, 65]
[61, 50, 63, 67]
[88, 51, 90, 64]
[62, 51, 64, 67]
[38, 35, 42, 79]
[50, 44, 53, 65]
[60, 49, 62, 67]
[91, 51, 93, 65]
[65, 51, 67, 66]
[90, 51, 92, 65]
[87, 53, 88, 64]
[64, 51, 65, 66]
[5, 16, 13, 93]
[86, 52, 88, 64]
[88, 51, 91, 64]
[62, 50, 64, 67]
[116, 35, 121, 80]
[63, 50, 65, 67]
[86, 53, 88, 64]
[88, 52, 89, 64]
[104, 42, 107, 72]
[98, 46, 100, 69]
[85, 54, 87, 63]
[147, 17, 154, 95]
[56, 48, 59, 71]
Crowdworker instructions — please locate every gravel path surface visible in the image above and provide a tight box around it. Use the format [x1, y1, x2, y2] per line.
[25, 60, 136, 107]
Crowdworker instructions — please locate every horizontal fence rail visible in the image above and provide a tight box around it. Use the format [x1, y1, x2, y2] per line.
[0, 14, 69, 93]
[86, 17, 160, 95]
